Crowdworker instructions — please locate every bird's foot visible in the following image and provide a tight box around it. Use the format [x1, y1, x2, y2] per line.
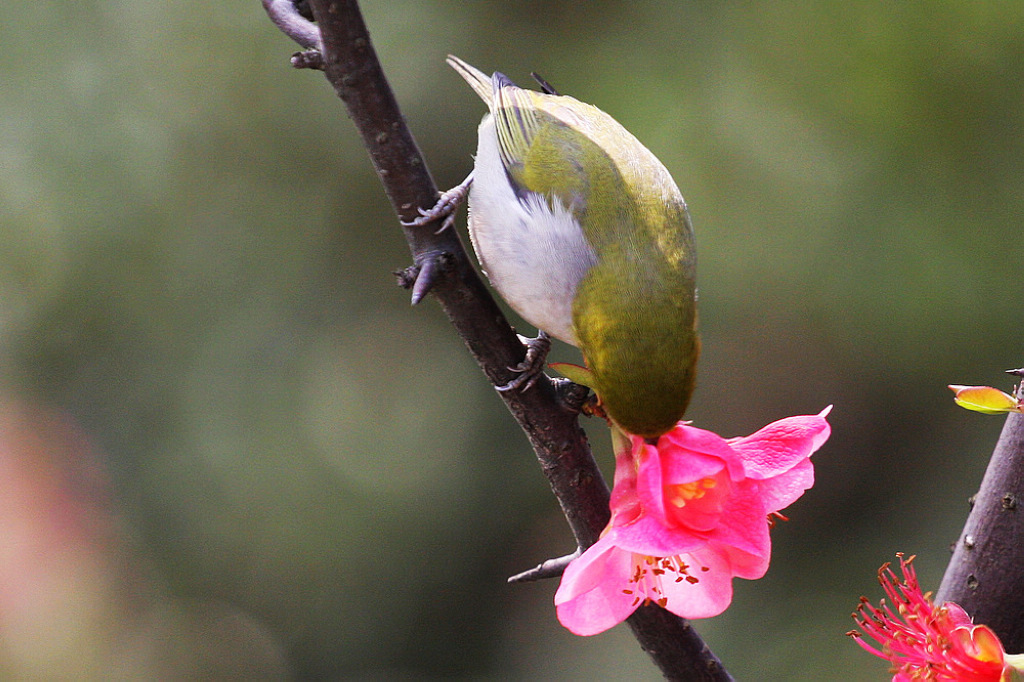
[401, 173, 474, 233]
[497, 331, 551, 392]
[552, 378, 591, 415]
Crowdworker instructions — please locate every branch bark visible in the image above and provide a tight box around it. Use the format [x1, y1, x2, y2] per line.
[936, 407, 1024, 653]
[263, 1, 732, 678]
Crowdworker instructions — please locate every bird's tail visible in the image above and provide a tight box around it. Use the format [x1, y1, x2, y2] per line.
[447, 55, 494, 106]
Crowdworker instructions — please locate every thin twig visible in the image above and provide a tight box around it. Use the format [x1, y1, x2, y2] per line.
[262, 2, 732, 678]
[508, 549, 581, 584]
[262, 0, 321, 50]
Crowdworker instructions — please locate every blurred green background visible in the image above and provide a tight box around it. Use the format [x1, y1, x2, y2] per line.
[2, 1, 1023, 679]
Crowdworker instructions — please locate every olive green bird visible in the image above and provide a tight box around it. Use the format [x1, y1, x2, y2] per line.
[418, 56, 699, 438]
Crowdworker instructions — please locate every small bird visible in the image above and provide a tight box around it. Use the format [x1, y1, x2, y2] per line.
[418, 56, 699, 438]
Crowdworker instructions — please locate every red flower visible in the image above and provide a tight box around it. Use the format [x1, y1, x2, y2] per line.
[554, 409, 831, 635]
[849, 554, 1019, 681]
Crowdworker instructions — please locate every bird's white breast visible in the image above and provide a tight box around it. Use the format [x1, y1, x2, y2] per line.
[466, 115, 597, 346]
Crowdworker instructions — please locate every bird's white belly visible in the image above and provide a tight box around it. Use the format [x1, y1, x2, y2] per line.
[467, 117, 597, 346]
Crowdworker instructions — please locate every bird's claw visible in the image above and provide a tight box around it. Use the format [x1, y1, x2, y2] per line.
[497, 331, 551, 392]
[401, 173, 473, 233]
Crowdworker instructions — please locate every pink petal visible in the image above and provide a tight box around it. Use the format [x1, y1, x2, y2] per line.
[607, 515, 709, 558]
[657, 546, 736, 619]
[608, 450, 642, 527]
[660, 425, 747, 480]
[554, 540, 639, 636]
[942, 602, 974, 628]
[657, 447, 733, 485]
[720, 543, 771, 580]
[757, 459, 815, 513]
[704, 480, 772, 559]
[730, 409, 831, 480]
[633, 440, 668, 523]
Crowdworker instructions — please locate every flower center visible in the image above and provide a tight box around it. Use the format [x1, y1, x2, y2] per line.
[622, 554, 711, 608]
[666, 477, 717, 508]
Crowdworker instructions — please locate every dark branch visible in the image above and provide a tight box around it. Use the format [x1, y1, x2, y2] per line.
[301, 0, 611, 548]
[627, 605, 731, 681]
[937, 398, 1024, 652]
[264, 1, 732, 678]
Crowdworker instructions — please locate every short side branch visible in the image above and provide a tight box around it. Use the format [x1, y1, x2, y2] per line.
[508, 549, 580, 584]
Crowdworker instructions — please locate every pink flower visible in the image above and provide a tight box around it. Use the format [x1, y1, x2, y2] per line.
[850, 554, 1019, 681]
[555, 408, 831, 636]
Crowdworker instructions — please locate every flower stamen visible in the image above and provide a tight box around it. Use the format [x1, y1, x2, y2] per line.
[849, 553, 1014, 680]
[626, 553, 708, 605]
[667, 477, 717, 508]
